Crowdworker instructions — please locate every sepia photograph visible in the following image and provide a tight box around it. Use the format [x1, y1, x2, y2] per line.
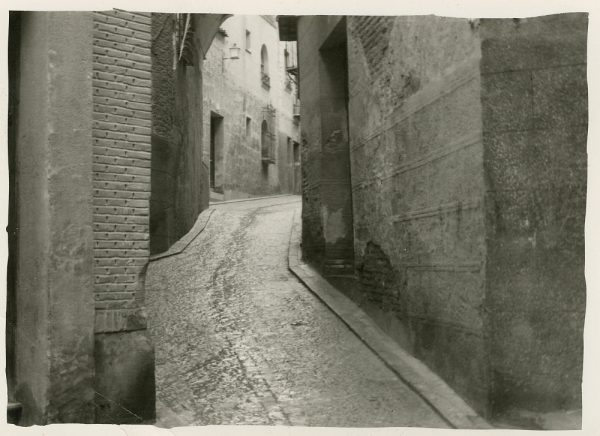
[3, 1, 595, 433]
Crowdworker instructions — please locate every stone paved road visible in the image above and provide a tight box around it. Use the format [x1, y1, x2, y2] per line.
[146, 195, 448, 428]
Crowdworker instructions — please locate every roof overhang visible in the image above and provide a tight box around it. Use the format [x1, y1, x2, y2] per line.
[277, 15, 298, 41]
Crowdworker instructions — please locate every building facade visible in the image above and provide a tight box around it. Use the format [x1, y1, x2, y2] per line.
[279, 14, 587, 423]
[202, 15, 300, 201]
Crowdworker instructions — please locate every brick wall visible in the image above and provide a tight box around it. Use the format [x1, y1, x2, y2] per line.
[92, 10, 152, 332]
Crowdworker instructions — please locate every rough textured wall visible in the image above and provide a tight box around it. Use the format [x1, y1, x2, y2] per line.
[201, 15, 300, 200]
[297, 12, 587, 420]
[92, 10, 155, 423]
[150, 13, 210, 253]
[7, 11, 21, 402]
[150, 13, 177, 253]
[14, 12, 95, 424]
[480, 14, 587, 416]
[347, 16, 488, 411]
[319, 22, 355, 275]
[297, 16, 347, 263]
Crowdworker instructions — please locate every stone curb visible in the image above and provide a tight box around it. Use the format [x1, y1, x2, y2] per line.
[149, 208, 215, 262]
[149, 196, 299, 262]
[287, 210, 492, 430]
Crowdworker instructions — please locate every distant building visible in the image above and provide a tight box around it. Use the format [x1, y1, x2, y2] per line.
[202, 15, 301, 201]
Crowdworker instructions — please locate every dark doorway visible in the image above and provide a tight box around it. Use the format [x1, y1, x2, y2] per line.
[293, 141, 301, 195]
[260, 120, 270, 180]
[210, 112, 224, 193]
[318, 18, 355, 275]
[287, 137, 293, 191]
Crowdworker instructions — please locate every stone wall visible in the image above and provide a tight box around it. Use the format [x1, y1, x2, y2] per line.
[296, 13, 587, 419]
[347, 15, 488, 411]
[480, 15, 587, 416]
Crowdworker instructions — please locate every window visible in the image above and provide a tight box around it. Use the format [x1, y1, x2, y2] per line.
[245, 30, 251, 52]
[260, 45, 270, 89]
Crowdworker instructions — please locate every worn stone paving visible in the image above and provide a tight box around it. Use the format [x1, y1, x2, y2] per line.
[146, 195, 448, 427]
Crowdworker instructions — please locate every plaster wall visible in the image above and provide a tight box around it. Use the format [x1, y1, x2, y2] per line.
[13, 12, 96, 424]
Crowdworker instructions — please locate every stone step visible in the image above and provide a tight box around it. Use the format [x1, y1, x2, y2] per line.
[7, 402, 22, 424]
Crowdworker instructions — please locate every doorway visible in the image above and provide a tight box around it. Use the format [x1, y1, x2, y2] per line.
[318, 17, 355, 275]
[210, 112, 224, 194]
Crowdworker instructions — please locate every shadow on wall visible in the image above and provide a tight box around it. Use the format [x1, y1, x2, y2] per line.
[150, 13, 216, 254]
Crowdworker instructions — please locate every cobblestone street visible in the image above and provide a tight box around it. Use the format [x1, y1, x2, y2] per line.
[146, 195, 448, 427]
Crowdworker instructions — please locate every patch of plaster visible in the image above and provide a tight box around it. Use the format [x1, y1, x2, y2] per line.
[322, 206, 346, 244]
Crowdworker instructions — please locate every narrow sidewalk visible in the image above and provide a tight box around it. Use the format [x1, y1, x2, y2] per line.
[287, 209, 491, 429]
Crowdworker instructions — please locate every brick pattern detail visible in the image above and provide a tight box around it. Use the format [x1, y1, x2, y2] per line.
[351, 16, 395, 79]
[92, 10, 152, 333]
[357, 242, 403, 313]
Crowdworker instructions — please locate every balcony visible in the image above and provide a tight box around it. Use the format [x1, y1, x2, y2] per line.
[261, 72, 271, 89]
[286, 64, 298, 77]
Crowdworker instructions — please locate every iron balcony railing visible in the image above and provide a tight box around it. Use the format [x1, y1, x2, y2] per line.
[261, 72, 271, 89]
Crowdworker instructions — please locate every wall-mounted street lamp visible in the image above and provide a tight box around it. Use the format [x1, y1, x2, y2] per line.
[223, 43, 241, 61]
[222, 43, 241, 72]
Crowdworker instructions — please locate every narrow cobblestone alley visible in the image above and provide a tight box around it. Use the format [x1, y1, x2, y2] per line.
[146, 195, 448, 427]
